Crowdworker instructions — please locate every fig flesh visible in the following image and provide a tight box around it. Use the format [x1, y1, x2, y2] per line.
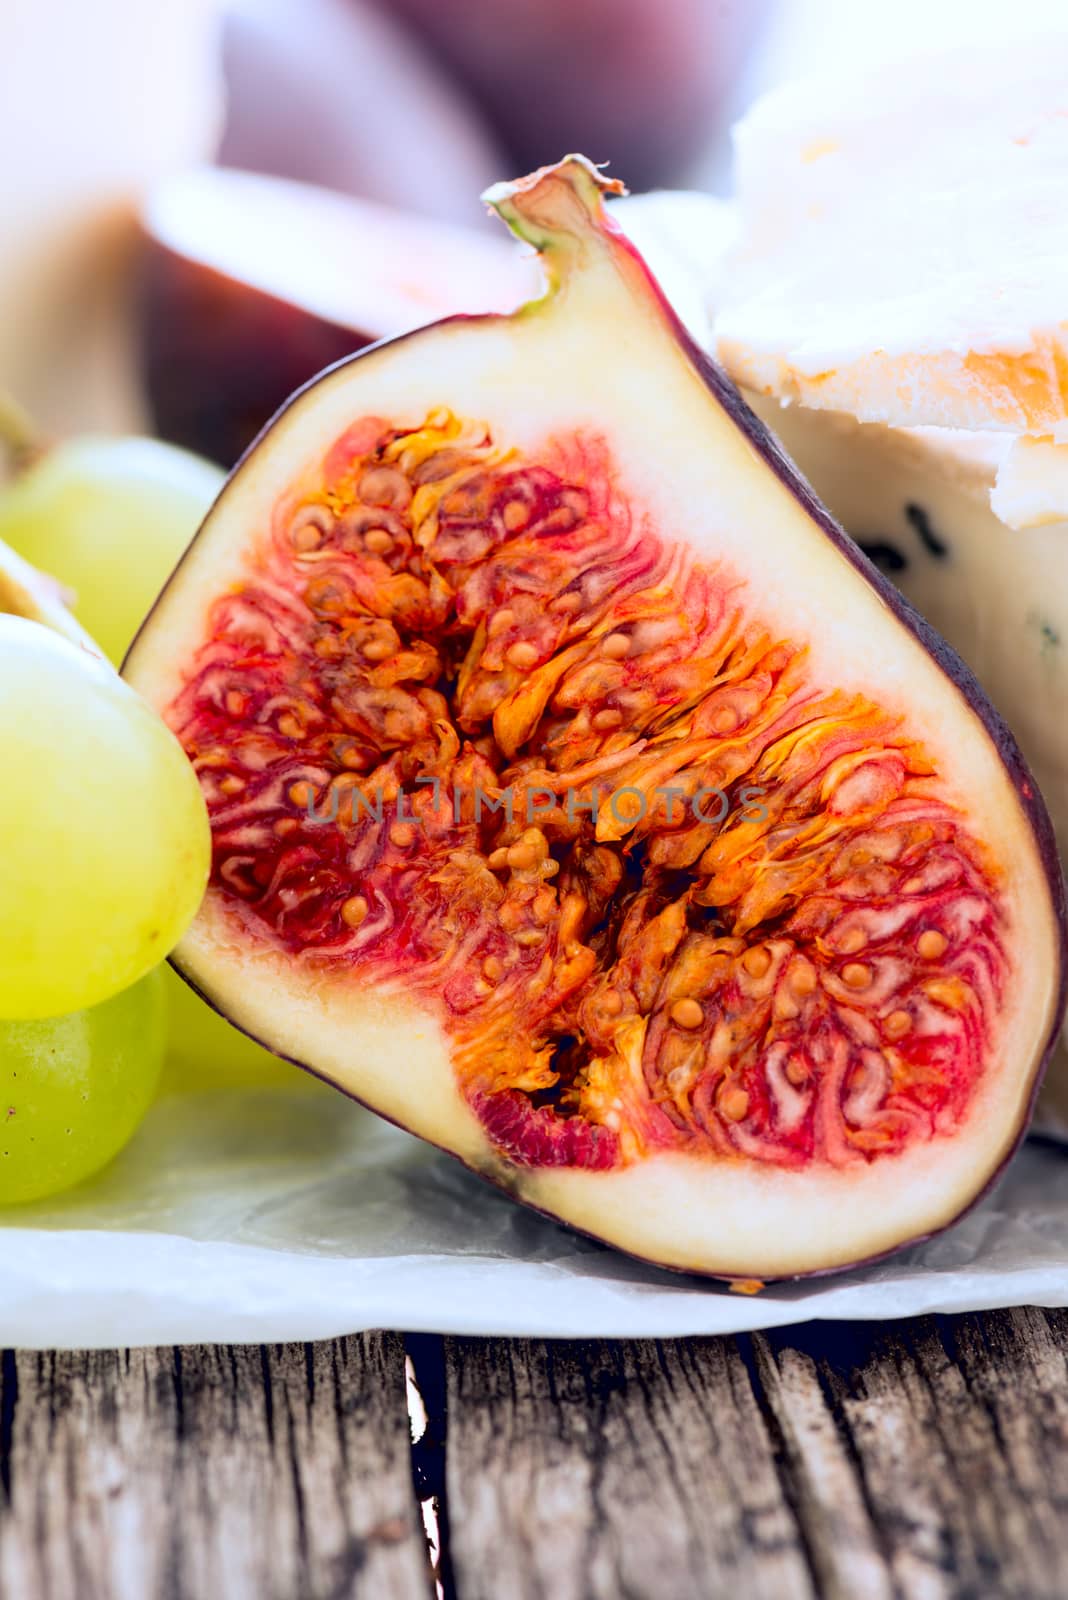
[125, 158, 1066, 1280]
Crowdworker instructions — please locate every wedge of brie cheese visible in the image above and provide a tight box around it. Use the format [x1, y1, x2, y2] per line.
[718, 32, 1068, 436]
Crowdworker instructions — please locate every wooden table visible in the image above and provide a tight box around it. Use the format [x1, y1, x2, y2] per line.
[1, 1309, 1066, 1598]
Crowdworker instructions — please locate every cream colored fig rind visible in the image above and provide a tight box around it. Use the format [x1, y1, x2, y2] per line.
[175, 899, 486, 1165]
[126, 161, 1063, 1278]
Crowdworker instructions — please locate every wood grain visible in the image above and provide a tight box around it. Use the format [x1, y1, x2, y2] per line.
[754, 1307, 1068, 1600]
[0, 1336, 430, 1600]
[1, 1312, 1066, 1598]
[440, 1335, 816, 1600]
[440, 1310, 1068, 1600]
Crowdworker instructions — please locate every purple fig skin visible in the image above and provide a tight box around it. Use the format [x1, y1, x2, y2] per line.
[133, 188, 1068, 1289]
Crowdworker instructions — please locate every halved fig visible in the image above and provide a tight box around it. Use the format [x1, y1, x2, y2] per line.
[139, 168, 538, 466]
[125, 158, 1066, 1281]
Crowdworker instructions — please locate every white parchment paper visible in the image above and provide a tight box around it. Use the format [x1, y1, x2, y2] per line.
[1, 1080, 1066, 1348]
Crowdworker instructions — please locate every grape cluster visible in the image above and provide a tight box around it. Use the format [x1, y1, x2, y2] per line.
[0, 432, 293, 1205]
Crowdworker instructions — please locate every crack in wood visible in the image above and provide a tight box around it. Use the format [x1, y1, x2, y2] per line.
[0, 1349, 17, 1506]
[734, 1331, 830, 1599]
[405, 1333, 457, 1600]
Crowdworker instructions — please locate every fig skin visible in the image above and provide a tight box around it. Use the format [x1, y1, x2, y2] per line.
[125, 158, 1067, 1282]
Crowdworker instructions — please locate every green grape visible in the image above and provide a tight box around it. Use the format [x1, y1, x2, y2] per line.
[0, 968, 165, 1205]
[161, 965, 308, 1092]
[0, 436, 280, 1080]
[0, 616, 210, 1018]
[0, 436, 223, 665]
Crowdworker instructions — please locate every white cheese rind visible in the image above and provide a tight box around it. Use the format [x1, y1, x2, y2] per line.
[991, 438, 1068, 531]
[717, 32, 1068, 434]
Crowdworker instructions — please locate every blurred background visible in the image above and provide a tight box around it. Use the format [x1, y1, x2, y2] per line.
[4, 0, 1068, 463]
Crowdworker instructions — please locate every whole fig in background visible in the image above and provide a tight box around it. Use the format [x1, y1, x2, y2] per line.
[377, 0, 769, 190]
[219, 0, 506, 224]
[125, 159, 1065, 1282]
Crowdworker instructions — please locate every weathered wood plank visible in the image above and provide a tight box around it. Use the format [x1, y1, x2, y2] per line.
[0, 1311, 1066, 1600]
[441, 1335, 817, 1600]
[0, 1336, 430, 1600]
[753, 1307, 1068, 1600]
[442, 1313, 1068, 1600]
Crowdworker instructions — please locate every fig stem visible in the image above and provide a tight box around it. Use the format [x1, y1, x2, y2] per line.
[483, 155, 626, 284]
[0, 392, 47, 475]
